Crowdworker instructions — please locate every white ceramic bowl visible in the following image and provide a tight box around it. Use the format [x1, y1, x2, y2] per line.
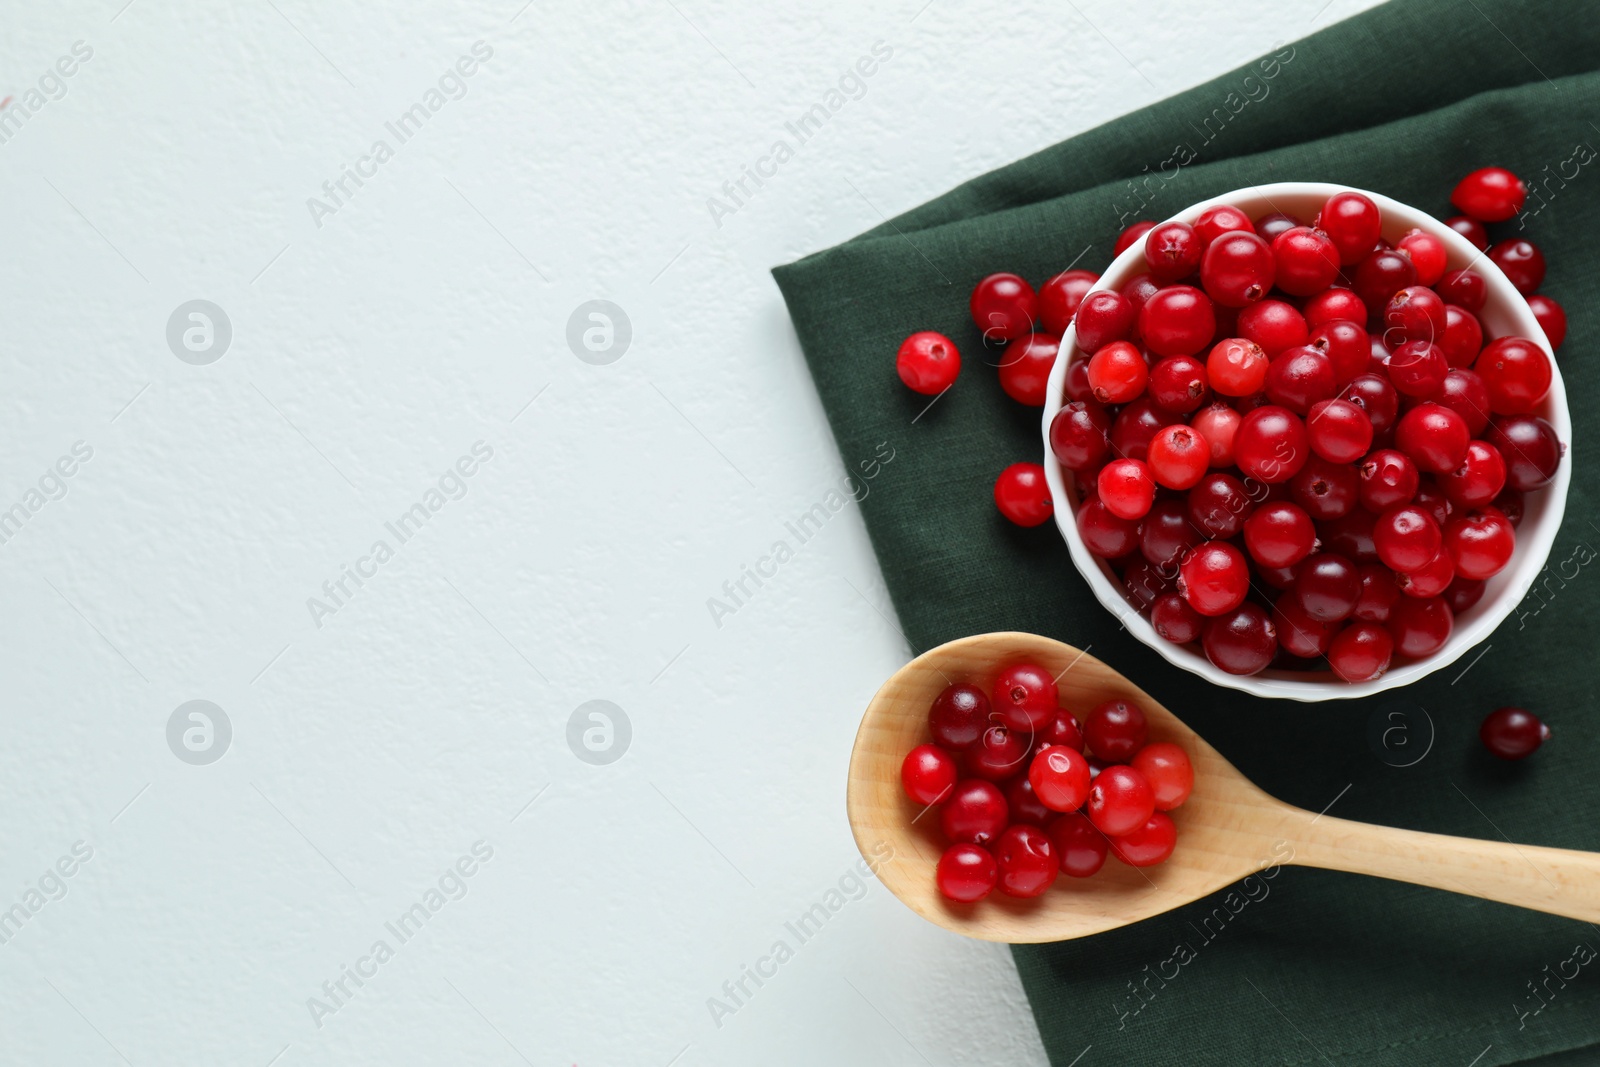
[1041, 182, 1571, 701]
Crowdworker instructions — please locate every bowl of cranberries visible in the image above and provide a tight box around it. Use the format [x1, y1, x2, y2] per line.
[1041, 181, 1570, 698]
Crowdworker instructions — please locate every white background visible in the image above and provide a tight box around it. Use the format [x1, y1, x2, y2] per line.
[0, 1, 1381, 1064]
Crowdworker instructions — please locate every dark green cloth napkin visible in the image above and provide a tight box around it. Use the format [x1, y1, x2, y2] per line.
[773, 1, 1600, 1063]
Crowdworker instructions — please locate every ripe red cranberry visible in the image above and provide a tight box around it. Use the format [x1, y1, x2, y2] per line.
[971, 273, 1037, 342]
[1140, 499, 1200, 568]
[993, 662, 1059, 732]
[1386, 340, 1448, 398]
[1328, 621, 1393, 682]
[1178, 541, 1249, 616]
[1318, 191, 1382, 264]
[1141, 286, 1217, 357]
[1306, 398, 1373, 463]
[1353, 249, 1419, 317]
[1086, 765, 1155, 837]
[1191, 403, 1242, 467]
[993, 824, 1058, 898]
[1040, 710, 1085, 753]
[1028, 746, 1091, 812]
[1050, 400, 1112, 472]
[1320, 508, 1378, 563]
[1374, 505, 1442, 572]
[1194, 204, 1254, 246]
[1444, 507, 1516, 580]
[1206, 337, 1269, 396]
[901, 744, 959, 805]
[1436, 268, 1488, 311]
[1304, 288, 1366, 328]
[1048, 812, 1108, 878]
[1074, 289, 1137, 352]
[1151, 591, 1204, 643]
[968, 725, 1030, 781]
[1353, 562, 1401, 622]
[1244, 501, 1317, 568]
[1201, 231, 1275, 306]
[929, 683, 990, 750]
[1412, 480, 1453, 528]
[1445, 575, 1486, 614]
[1272, 227, 1340, 295]
[940, 779, 1009, 844]
[1291, 455, 1359, 520]
[1126, 559, 1171, 611]
[1237, 299, 1308, 358]
[1202, 602, 1277, 675]
[1120, 272, 1162, 324]
[1111, 396, 1178, 462]
[1086, 341, 1149, 404]
[1396, 402, 1470, 473]
[1442, 440, 1507, 508]
[1474, 336, 1552, 414]
[896, 331, 961, 395]
[1309, 319, 1372, 385]
[1148, 424, 1211, 489]
[1527, 294, 1567, 349]
[1187, 472, 1254, 539]
[1115, 220, 1157, 257]
[1485, 415, 1562, 491]
[1384, 286, 1447, 346]
[1274, 594, 1337, 658]
[1265, 346, 1337, 414]
[1396, 228, 1447, 286]
[1064, 356, 1094, 403]
[1253, 211, 1303, 242]
[1339, 372, 1399, 434]
[1494, 488, 1525, 526]
[1098, 458, 1156, 520]
[998, 332, 1061, 406]
[1109, 813, 1178, 867]
[1439, 305, 1484, 369]
[1149, 354, 1209, 413]
[1358, 448, 1420, 511]
[1479, 706, 1549, 760]
[1292, 552, 1360, 622]
[1234, 405, 1310, 485]
[1077, 498, 1140, 558]
[1488, 238, 1546, 295]
[1437, 368, 1491, 436]
[1131, 743, 1193, 810]
[1388, 595, 1453, 657]
[1444, 215, 1490, 251]
[994, 463, 1054, 527]
[1397, 546, 1455, 599]
[936, 843, 998, 902]
[1145, 221, 1203, 282]
[1038, 269, 1099, 334]
[1083, 699, 1148, 762]
[1451, 167, 1527, 222]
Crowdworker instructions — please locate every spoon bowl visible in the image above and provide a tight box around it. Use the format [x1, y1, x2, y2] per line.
[847, 632, 1600, 943]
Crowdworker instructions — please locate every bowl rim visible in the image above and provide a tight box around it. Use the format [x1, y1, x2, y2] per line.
[1040, 181, 1572, 702]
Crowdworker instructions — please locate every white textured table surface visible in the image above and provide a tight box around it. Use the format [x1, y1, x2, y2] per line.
[0, 1, 1379, 1063]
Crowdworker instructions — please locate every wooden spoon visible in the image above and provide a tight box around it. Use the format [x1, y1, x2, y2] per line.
[847, 631, 1600, 943]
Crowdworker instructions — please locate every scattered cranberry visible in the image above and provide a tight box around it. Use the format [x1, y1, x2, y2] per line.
[1479, 706, 1549, 761]
[1526, 294, 1566, 349]
[997, 332, 1060, 406]
[1488, 238, 1546, 295]
[936, 843, 998, 902]
[970, 273, 1037, 342]
[896, 331, 961, 395]
[1451, 167, 1527, 222]
[994, 463, 1054, 528]
[902, 744, 958, 805]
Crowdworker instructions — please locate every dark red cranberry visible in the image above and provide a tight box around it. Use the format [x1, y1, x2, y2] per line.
[929, 683, 991, 750]
[1151, 591, 1205, 644]
[970, 273, 1037, 342]
[1039, 269, 1100, 335]
[1485, 415, 1562, 491]
[1488, 238, 1546, 295]
[1339, 372, 1399, 434]
[1444, 215, 1490, 251]
[1436, 268, 1488, 311]
[1437, 368, 1491, 437]
[1291, 456, 1359, 520]
[1265, 346, 1337, 414]
[1201, 602, 1278, 675]
[1479, 706, 1549, 760]
[1186, 472, 1254, 539]
[1050, 400, 1112, 472]
[1527, 294, 1567, 349]
[1352, 249, 1418, 318]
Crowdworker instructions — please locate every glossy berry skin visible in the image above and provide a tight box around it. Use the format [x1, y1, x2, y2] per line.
[902, 744, 958, 805]
[1265, 347, 1336, 414]
[1098, 458, 1157, 520]
[968, 725, 1030, 781]
[1115, 219, 1157, 256]
[1339, 372, 1399, 434]
[1488, 238, 1546, 295]
[1291, 456, 1359, 521]
[1140, 499, 1201, 568]
[1074, 290, 1137, 352]
[1077, 499, 1140, 558]
[1132, 742, 1194, 810]
[1396, 403, 1470, 473]
[1201, 231, 1275, 306]
[1086, 765, 1156, 837]
[1439, 305, 1484, 369]
[1353, 249, 1418, 318]
[1253, 211, 1303, 242]
[1475, 336, 1552, 414]
[1386, 341, 1448, 399]
[1307, 398, 1373, 463]
[1064, 357, 1095, 403]
[1244, 501, 1316, 568]
[1272, 227, 1340, 295]
[993, 662, 1060, 733]
[1202, 602, 1277, 675]
[1147, 424, 1211, 490]
[1145, 221, 1203, 282]
[1451, 167, 1527, 222]
[896, 331, 961, 395]
[1445, 575, 1487, 613]
[1396, 229, 1447, 286]
[1083, 699, 1148, 762]
[1328, 621, 1393, 682]
[1309, 319, 1373, 386]
[1233, 405, 1310, 484]
[1191, 403, 1242, 467]
[940, 779, 1009, 845]
[1149, 355, 1210, 414]
[1444, 215, 1490, 251]
[1237, 299, 1309, 358]
[929, 683, 990, 750]
[1438, 368, 1492, 437]
[1048, 812, 1109, 878]
[1527, 294, 1567, 349]
[1050, 400, 1112, 472]
[1178, 541, 1249, 616]
[1353, 563, 1401, 622]
[1207, 337, 1269, 396]
[1111, 397, 1178, 463]
[1152, 592, 1205, 644]
[993, 824, 1058, 898]
[1485, 415, 1562, 491]
[1109, 812, 1178, 867]
[936, 844, 999, 903]
[1384, 286, 1448, 346]
[1087, 341, 1150, 403]
[998, 332, 1061, 406]
[1389, 595, 1453, 658]
[1040, 710, 1085, 752]
[1320, 508, 1379, 564]
[1304, 288, 1367, 328]
[1028, 746, 1091, 812]
[1319, 191, 1382, 264]
[1374, 505, 1442, 572]
[1194, 204, 1254, 246]
[1442, 440, 1507, 508]
[970, 273, 1037, 342]
[1141, 286, 1217, 357]
[1359, 449, 1419, 511]
[1292, 552, 1361, 622]
[1444, 507, 1516, 580]
[1187, 472, 1253, 539]
[994, 463, 1054, 528]
[1436, 268, 1488, 311]
[1039, 269, 1100, 334]
[1479, 706, 1549, 760]
[1397, 546, 1455, 599]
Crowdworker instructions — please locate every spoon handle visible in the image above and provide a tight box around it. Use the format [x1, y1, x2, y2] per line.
[1283, 811, 1600, 923]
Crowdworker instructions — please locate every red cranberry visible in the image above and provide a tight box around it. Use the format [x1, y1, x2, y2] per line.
[1115, 220, 1157, 257]
[1396, 229, 1447, 286]
[1306, 398, 1373, 463]
[1178, 541, 1249, 616]
[1384, 286, 1447, 346]
[1193, 205, 1254, 246]
[1398, 546, 1455, 599]
[1141, 286, 1217, 357]
[1339, 372, 1399, 434]
[1396, 402, 1470, 473]
[1120, 272, 1162, 326]
[1083, 699, 1148, 762]
[1436, 268, 1488, 311]
[997, 333, 1061, 406]
[1244, 501, 1317, 568]
[1352, 249, 1418, 317]
[1309, 319, 1372, 385]
[1479, 706, 1549, 761]
[992, 662, 1059, 734]
[968, 725, 1030, 781]
[1485, 415, 1562, 491]
[1109, 813, 1177, 867]
[1353, 563, 1401, 622]
[1040, 710, 1084, 752]
[1444, 215, 1490, 251]
[940, 779, 1009, 844]
[1291, 455, 1359, 520]
[896, 331, 961, 395]
[1098, 458, 1156, 520]
[1527, 294, 1567, 349]
[1320, 508, 1378, 563]
[1075, 289, 1137, 352]
[1318, 191, 1382, 264]
[1111, 396, 1177, 462]
[1191, 403, 1242, 467]
[1386, 340, 1448, 398]
[1145, 221, 1202, 282]
[1304, 288, 1366, 328]
[1388, 595, 1452, 657]
[1359, 448, 1419, 511]
[1027, 746, 1091, 812]
[1442, 440, 1507, 508]
[1148, 424, 1211, 490]
[1475, 336, 1552, 415]
[1374, 505, 1442, 572]
[1439, 305, 1484, 369]
[1274, 595, 1337, 658]
[1048, 812, 1108, 878]
[1151, 592, 1205, 643]
[1451, 167, 1527, 222]
[1087, 341, 1149, 404]
[1272, 227, 1340, 295]
[993, 824, 1058, 898]
[1292, 552, 1360, 622]
[1237, 299, 1309, 358]
[1201, 231, 1275, 306]
[1123, 559, 1170, 611]
[1131, 743, 1193, 810]
[1187, 472, 1253, 539]
[1328, 621, 1393, 682]
[902, 743, 959, 805]
[1234, 405, 1309, 485]
[1206, 337, 1269, 396]
[1086, 765, 1155, 837]
[1039, 269, 1099, 334]
[1488, 238, 1546, 295]
[1445, 576, 1486, 614]
[930, 683, 990, 750]
[1253, 211, 1303, 243]
[1412, 480, 1453, 528]
[1444, 506, 1516, 580]
[1202, 602, 1278, 675]
[1140, 498, 1201, 567]
[1050, 400, 1112, 472]
[1265, 346, 1337, 414]
[1149, 354, 1210, 414]
[1437, 367, 1492, 437]
[1064, 356, 1094, 402]
[1077, 498, 1140, 558]
[994, 463, 1054, 527]
[971, 273, 1037, 342]
[936, 843, 998, 902]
